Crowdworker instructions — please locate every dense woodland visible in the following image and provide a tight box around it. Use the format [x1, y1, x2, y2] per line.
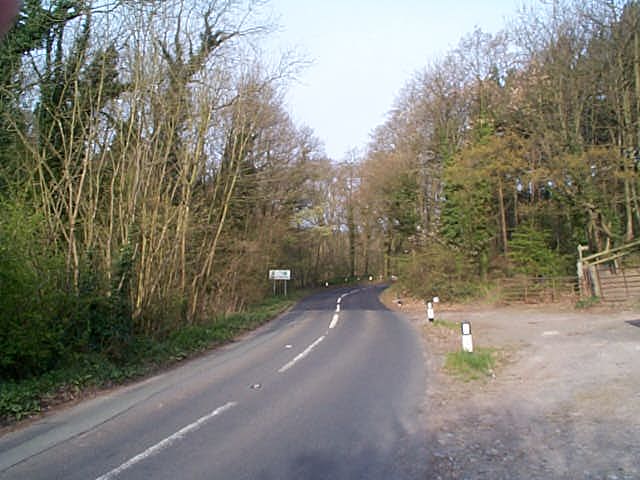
[358, 0, 640, 298]
[1, 0, 640, 382]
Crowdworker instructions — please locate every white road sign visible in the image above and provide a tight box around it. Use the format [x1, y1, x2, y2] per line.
[269, 269, 291, 280]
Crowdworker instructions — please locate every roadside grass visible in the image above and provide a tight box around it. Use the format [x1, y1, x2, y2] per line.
[445, 348, 497, 381]
[431, 319, 458, 330]
[575, 296, 601, 309]
[0, 292, 303, 426]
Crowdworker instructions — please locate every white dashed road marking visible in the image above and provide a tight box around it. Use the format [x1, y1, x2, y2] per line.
[95, 402, 237, 480]
[278, 336, 326, 373]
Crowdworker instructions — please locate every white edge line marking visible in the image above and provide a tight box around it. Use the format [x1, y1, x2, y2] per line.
[329, 314, 339, 329]
[278, 336, 325, 373]
[336, 304, 340, 313]
[95, 402, 237, 480]
[337, 297, 341, 304]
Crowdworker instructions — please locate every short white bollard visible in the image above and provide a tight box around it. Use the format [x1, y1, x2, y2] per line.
[461, 321, 473, 353]
[427, 301, 435, 322]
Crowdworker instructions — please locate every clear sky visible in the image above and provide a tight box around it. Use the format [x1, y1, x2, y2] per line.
[267, 0, 526, 160]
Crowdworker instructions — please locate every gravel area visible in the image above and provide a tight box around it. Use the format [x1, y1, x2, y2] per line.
[388, 296, 640, 479]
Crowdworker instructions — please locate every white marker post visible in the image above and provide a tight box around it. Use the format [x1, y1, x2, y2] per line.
[427, 302, 435, 322]
[426, 296, 439, 323]
[461, 321, 473, 353]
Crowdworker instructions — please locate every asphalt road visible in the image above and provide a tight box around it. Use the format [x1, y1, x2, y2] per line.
[0, 286, 428, 479]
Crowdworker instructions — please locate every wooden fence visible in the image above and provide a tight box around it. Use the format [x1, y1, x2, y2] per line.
[499, 276, 579, 304]
[594, 265, 640, 302]
[577, 240, 640, 300]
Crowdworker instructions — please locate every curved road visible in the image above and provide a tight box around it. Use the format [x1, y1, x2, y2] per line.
[0, 286, 428, 479]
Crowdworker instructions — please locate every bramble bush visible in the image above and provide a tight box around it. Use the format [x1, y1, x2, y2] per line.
[0, 202, 135, 380]
[395, 243, 478, 301]
[0, 202, 70, 379]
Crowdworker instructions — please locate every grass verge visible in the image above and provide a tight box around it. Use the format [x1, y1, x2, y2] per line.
[431, 319, 459, 330]
[0, 292, 303, 427]
[575, 296, 600, 309]
[445, 348, 497, 381]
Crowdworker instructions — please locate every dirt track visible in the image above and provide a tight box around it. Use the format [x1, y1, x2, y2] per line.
[389, 297, 640, 480]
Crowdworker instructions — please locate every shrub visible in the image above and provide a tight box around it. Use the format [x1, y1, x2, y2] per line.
[396, 243, 478, 301]
[508, 225, 572, 276]
[0, 202, 69, 379]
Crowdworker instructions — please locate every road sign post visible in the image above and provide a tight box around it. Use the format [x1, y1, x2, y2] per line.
[269, 269, 291, 296]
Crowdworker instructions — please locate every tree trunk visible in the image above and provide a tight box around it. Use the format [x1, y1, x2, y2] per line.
[497, 177, 508, 255]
